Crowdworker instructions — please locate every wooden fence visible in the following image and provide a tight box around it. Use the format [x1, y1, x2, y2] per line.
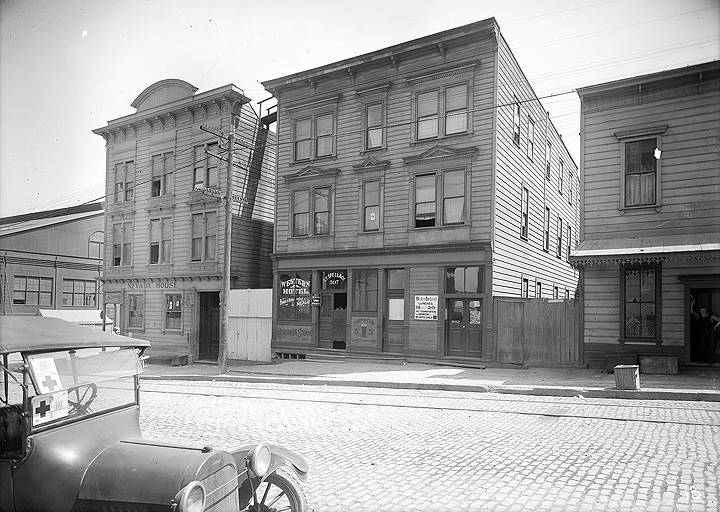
[494, 298, 582, 366]
[227, 289, 272, 362]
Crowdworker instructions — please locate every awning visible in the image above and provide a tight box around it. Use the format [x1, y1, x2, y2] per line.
[38, 309, 114, 328]
[569, 233, 720, 266]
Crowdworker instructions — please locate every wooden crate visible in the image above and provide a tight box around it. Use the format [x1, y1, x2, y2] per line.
[614, 365, 640, 390]
[639, 356, 678, 375]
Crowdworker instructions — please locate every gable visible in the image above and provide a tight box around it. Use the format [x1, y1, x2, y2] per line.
[131, 79, 198, 111]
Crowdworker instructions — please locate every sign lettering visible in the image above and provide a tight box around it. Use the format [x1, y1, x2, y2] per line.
[414, 295, 438, 321]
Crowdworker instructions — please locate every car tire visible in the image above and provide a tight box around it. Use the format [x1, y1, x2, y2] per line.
[245, 466, 308, 512]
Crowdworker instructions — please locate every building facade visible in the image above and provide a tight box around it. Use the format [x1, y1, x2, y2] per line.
[262, 19, 579, 363]
[1, 203, 105, 316]
[572, 61, 720, 368]
[93, 80, 275, 362]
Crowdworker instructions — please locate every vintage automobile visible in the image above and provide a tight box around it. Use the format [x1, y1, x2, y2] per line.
[0, 315, 309, 512]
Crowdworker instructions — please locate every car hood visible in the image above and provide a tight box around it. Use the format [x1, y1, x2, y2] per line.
[76, 438, 238, 509]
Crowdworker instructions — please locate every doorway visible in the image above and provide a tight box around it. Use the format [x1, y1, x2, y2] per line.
[446, 298, 483, 358]
[689, 288, 720, 363]
[319, 292, 347, 349]
[198, 292, 220, 361]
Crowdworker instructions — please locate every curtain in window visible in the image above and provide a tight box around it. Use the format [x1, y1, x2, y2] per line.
[316, 115, 333, 156]
[624, 267, 656, 338]
[415, 175, 436, 227]
[443, 170, 465, 224]
[625, 139, 657, 206]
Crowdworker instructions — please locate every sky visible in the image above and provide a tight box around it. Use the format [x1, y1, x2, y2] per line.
[0, 0, 718, 217]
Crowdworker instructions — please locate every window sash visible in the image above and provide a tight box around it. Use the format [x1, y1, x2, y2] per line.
[443, 170, 464, 225]
[445, 85, 468, 135]
[191, 213, 216, 261]
[352, 269, 378, 312]
[278, 272, 312, 321]
[556, 217, 563, 258]
[415, 174, 436, 227]
[165, 294, 182, 330]
[512, 98, 521, 144]
[521, 187, 529, 239]
[13, 276, 53, 306]
[623, 266, 657, 339]
[544, 207, 550, 251]
[417, 91, 439, 140]
[366, 103, 383, 149]
[527, 118, 534, 160]
[128, 295, 144, 328]
[363, 181, 380, 232]
[545, 143, 551, 179]
[206, 143, 219, 188]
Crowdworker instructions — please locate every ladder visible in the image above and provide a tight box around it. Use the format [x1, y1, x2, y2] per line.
[0, 254, 13, 315]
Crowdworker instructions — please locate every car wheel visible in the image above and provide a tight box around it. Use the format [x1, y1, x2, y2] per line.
[245, 467, 308, 512]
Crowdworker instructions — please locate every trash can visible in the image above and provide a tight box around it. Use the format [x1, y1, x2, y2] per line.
[614, 364, 640, 390]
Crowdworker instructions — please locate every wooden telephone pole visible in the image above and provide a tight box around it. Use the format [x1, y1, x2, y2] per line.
[218, 133, 234, 374]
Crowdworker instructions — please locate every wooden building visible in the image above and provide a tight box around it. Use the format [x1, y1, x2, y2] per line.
[572, 61, 720, 369]
[93, 79, 275, 362]
[1, 203, 105, 316]
[262, 18, 579, 364]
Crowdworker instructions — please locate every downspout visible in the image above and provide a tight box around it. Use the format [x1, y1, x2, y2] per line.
[578, 92, 586, 365]
[489, 25, 500, 359]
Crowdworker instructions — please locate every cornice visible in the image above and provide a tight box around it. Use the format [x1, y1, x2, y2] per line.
[284, 166, 341, 185]
[405, 59, 481, 86]
[404, 144, 479, 166]
[352, 156, 391, 174]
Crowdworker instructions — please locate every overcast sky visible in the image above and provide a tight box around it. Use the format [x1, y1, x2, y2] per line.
[0, 0, 718, 217]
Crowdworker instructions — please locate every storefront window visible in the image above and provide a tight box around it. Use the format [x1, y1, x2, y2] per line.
[278, 272, 312, 321]
[445, 266, 484, 294]
[322, 270, 346, 290]
[165, 294, 182, 330]
[353, 269, 378, 312]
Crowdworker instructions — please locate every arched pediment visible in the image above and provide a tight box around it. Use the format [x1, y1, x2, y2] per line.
[131, 79, 198, 111]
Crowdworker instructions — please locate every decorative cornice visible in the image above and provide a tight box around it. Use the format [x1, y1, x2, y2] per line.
[614, 125, 669, 140]
[352, 156, 390, 174]
[570, 250, 720, 267]
[404, 144, 479, 166]
[284, 166, 341, 185]
[405, 60, 480, 86]
[353, 82, 392, 98]
[285, 93, 342, 113]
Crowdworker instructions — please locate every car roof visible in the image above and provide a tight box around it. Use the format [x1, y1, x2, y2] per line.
[0, 316, 150, 354]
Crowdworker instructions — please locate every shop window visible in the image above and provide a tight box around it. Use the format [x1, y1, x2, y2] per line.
[150, 217, 173, 264]
[193, 142, 219, 189]
[445, 266, 484, 294]
[165, 294, 182, 331]
[13, 276, 53, 306]
[278, 272, 312, 321]
[112, 221, 133, 266]
[114, 161, 135, 203]
[353, 269, 378, 312]
[520, 186, 529, 240]
[128, 294, 144, 329]
[191, 211, 217, 262]
[621, 264, 659, 341]
[363, 180, 380, 232]
[151, 152, 174, 197]
[62, 279, 96, 307]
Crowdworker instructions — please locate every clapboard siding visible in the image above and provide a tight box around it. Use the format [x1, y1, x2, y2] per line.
[491, 33, 580, 298]
[408, 266, 441, 355]
[580, 80, 720, 239]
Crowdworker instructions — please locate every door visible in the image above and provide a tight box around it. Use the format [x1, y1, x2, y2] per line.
[198, 292, 220, 360]
[318, 292, 347, 349]
[689, 288, 720, 363]
[446, 298, 483, 358]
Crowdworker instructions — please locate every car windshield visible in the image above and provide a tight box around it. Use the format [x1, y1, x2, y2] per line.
[25, 347, 142, 430]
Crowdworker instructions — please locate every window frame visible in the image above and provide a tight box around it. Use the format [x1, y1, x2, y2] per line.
[567, 225, 573, 260]
[445, 266, 484, 295]
[112, 221, 133, 267]
[292, 112, 336, 162]
[618, 132, 664, 209]
[193, 143, 219, 190]
[520, 186, 529, 240]
[413, 169, 467, 229]
[558, 159, 564, 195]
[151, 151, 175, 197]
[149, 216, 173, 265]
[362, 180, 381, 232]
[127, 294, 145, 330]
[511, 96, 521, 146]
[164, 293, 182, 332]
[556, 216, 563, 259]
[568, 169, 574, 205]
[526, 117, 534, 160]
[291, 186, 333, 237]
[12, 276, 53, 306]
[62, 278, 97, 307]
[620, 263, 661, 343]
[352, 269, 378, 313]
[114, 160, 135, 203]
[365, 101, 385, 150]
[545, 142, 552, 180]
[413, 82, 470, 142]
[521, 277, 529, 298]
[543, 206, 551, 252]
[190, 211, 217, 262]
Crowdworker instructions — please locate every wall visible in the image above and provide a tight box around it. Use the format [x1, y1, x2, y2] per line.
[228, 288, 272, 362]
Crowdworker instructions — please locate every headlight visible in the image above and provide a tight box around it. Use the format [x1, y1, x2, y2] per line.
[248, 444, 271, 477]
[174, 481, 205, 512]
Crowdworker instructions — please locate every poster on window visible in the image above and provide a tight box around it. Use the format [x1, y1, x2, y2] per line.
[414, 295, 438, 321]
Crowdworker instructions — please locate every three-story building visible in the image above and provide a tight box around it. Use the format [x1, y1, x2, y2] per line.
[262, 18, 579, 363]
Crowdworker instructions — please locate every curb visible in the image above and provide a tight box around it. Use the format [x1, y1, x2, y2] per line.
[140, 373, 720, 402]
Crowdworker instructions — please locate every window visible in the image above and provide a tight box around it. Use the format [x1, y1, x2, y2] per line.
[622, 265, 658, 340]
[568, 170, 574, 205]
[567, 225, 573, 260]
[556, 217, 563, 258]
[521, 278, 529, 298]
[543, 207, 550, 252]
[387, 269, 406, 321]
[150, 217, 173, 264]
[62, 279, 96, 307]
[512, 96, 521, 145]
[165, 294, 182, 330]
[353, 269, 378, 312]
[278, 272, 311, 321]
[112, 221, 133, 266]
[363, 180, 380, 231]
[293, 114, 335, 161]
[545, 142, 552, 179]
[445, 266, 484, 293]
[553, 286, 559, 300]
[527, 117, 534, 160]
[624, 138, 657, 207]
[365, 102, 383, 149]
[193, 143, 219, 189]
[191, 212, 217, 262]
[565, 289, 570, 300]
[13, 276, 52, 306]
[559, 159, 564, 194]
[536, 281, 543, 298]
[114, 161, 135, 202]
[128, 295, 144, 329]
[415, 170, 465, 228]
[151, 152, 174, 197]
[415, 84, 469, 140]
[292, 188, 332, 237]
[520, 186, 529, 239]
[88, 231, 104, 259]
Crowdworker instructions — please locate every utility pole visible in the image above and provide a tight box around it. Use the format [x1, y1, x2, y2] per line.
[218, 133, 233, 374]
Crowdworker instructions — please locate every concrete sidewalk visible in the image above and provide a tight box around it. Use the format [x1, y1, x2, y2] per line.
[140, 357, 720, 402]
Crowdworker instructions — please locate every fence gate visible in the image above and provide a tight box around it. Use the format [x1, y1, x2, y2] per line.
[494, 299, 582, 366]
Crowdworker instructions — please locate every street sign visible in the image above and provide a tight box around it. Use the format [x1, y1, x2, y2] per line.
[193, 184, 247, 204]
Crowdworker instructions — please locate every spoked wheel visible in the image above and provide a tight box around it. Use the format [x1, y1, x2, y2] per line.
[246, 467, 308, 512]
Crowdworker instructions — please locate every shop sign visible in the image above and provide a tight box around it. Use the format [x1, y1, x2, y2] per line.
[311, 293, 321, 307]
[322, 271, 346, 289]
[193, 184, 247, 204]
[414, 295, 438, 321]
[104, 292, 123, 304]
[126, 279, 177, 289]
[276, 325, 312, 344]
[280, 276, 310, 295]
[351, 317, 377, 345]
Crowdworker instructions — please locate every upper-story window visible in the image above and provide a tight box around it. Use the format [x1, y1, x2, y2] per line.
[294, 113, 335, 161]
[567, 225, 573, 260]
[520, 186, 529, 240]
[415, 84, 469, 141]
[292, 187, 332, 236]
[114, 161, 135, 203]
[13, 276, 53, 306]
[62, 279, 96, 307]
[545, 142, 552, 179]
[543, 207, 550, 252]
[365, 102, 384, 150]
[556, 217, 563, 259]
[568, 170, 574, 205]
[527, 117, 534, 160]
[151, 152, 174, 197]
[112, 221, 133, 266]
[362, 180, 380, 232]
[414, 169, 466, 228]
[191, 211, 217, 262]
[149, 217, 173, 264]
[558, 159, 564, 194]
[512, 96, 521, 145]
[624, 138, 658, 207]
[193, 142, 219, 189]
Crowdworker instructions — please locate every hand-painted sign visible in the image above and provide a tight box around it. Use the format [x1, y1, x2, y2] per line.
[414, 295, 438, 321]
[32, 357, 63, 394]
[32, 390, 69, 426]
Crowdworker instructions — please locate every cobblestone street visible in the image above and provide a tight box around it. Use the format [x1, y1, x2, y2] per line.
[139, 380, 720, 512]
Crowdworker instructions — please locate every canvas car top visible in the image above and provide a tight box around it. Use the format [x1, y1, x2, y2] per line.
[0, 315, 150, 354]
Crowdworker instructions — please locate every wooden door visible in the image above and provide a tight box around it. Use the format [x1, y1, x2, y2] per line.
[198, 292, 220, 360]
[446, 298, 483, 357]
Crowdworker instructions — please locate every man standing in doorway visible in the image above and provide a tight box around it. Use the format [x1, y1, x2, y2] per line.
[690, 295, 720, 363]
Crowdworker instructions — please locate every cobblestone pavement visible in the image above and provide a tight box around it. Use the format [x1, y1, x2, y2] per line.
[139, 381, 720, 512]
